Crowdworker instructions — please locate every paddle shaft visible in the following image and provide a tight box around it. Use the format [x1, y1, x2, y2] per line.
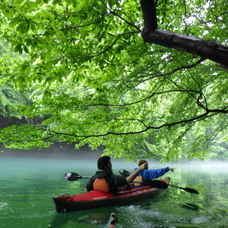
[69, 174, 142, 184]
[169, 184, 186, 189]
[65, 172, 198, 194]
[65, 172, 168, 187]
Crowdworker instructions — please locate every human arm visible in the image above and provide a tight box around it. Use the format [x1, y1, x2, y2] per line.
[126, 163, 147, 183]
[143, 167, 174, 180]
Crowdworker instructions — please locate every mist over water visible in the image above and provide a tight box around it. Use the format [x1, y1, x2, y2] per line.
[0, 147, 228, 228]
[0, 143, 103, 160]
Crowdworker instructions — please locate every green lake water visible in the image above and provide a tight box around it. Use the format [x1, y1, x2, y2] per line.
[0, 156, 228, 228]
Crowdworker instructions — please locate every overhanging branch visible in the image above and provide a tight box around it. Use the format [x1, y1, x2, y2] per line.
[142, 29, 228, 66]
[46, 108, 227, 139]
[140, 0, 228, 66]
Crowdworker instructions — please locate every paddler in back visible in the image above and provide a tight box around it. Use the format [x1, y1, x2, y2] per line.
[133, 160, 175, 187]
[86, 156, 147, 194]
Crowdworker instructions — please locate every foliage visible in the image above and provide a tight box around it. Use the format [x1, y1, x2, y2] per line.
[0, 84, 29, 118]
[0, 0, 227, 160]
[0, 41, 29, 118]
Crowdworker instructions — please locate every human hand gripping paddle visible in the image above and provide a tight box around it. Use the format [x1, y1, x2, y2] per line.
[65, 171, 199, 194]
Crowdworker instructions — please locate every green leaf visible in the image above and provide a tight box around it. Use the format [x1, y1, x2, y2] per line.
[14, 44, 23, 54]
[0, 0, 227, 161]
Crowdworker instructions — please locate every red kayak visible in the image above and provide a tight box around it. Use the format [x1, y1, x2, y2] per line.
[53, 178, 170, 213]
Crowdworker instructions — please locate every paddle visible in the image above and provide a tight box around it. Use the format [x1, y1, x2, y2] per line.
[119, 169, 199, 194]
[65, 172, 90, 181]
[168, 184, 199, 194]
[65, 172, 168, 189]
[65, 171, 199, 194]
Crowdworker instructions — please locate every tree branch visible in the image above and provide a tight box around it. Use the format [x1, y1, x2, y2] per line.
[141, 29, 228, 66]
[100, 0, 141, 31]
[90, 31, 140, 56]
[138, 58, 205, 83]
[140, 0, 228, 66]
[140, 0, 157, 31]
[46, 109, 227, 139]
[80, 89, 206, 107]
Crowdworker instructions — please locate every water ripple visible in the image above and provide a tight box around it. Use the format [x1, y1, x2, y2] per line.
[0, 202, 8, 211]
[191, 216, 212, 224]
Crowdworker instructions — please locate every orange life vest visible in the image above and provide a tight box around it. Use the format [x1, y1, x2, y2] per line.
[133, 175, 143, 187]
[93, 178, 110, 192]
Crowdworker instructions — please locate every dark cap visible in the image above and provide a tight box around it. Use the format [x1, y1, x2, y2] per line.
[97, 156, 111, 170]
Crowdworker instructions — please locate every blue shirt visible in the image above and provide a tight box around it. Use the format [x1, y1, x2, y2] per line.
[134, 167, 170, 180]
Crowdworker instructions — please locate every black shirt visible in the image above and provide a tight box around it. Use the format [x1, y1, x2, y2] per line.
[86, 170, 128, 194]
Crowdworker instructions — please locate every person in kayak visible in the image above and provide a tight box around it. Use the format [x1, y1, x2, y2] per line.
[133, 160, 175, 187]
[86, 156, 147, 194]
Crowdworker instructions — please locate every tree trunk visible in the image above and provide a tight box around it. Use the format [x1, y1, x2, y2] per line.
[140, 0, 228, 67]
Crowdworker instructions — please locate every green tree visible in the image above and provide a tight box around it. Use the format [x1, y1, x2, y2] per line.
[0, 0, 227, 160]
[0, 84, 29, 118]
[0, 41, 29, 119]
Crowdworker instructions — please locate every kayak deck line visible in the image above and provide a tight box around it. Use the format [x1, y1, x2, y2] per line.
[53, 178, 170, 213]
[93, 196, 108, 200]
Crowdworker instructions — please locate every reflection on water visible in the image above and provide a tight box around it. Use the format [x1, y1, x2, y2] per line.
[0, 156, 228, 228]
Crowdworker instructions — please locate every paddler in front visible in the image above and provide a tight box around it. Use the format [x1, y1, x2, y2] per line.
[86, 156, 147, 194]
[133, 160, 175, 187]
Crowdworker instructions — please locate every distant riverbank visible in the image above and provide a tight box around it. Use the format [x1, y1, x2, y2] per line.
[0, 142, 103, 160]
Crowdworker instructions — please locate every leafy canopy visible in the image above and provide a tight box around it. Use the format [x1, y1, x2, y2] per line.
[0, 0, 227, 161]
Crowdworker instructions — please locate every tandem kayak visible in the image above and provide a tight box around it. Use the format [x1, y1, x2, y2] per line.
[53, 178, 170, 213]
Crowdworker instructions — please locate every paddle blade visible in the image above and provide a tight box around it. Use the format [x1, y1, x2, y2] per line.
[169, 184, 199, 194]
[182, 187, 199, 194]
[149, 180, 169, 189]
[64, 172, 82, 181]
